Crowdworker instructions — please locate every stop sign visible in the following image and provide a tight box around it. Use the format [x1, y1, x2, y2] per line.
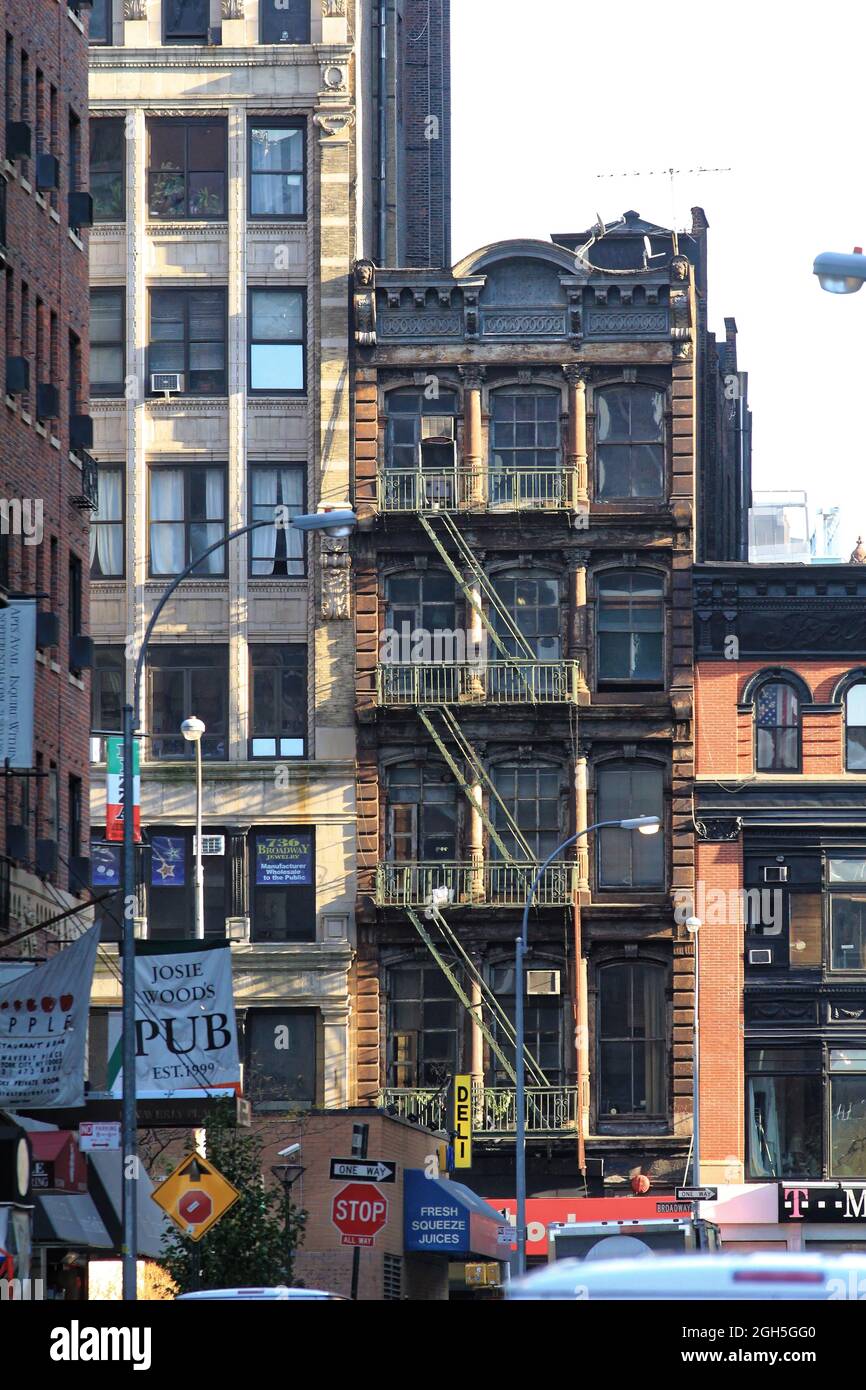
[331, 1183, 388, 1247]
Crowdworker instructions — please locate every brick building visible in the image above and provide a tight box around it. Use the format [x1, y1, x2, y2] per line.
[0, 0, 95, 952]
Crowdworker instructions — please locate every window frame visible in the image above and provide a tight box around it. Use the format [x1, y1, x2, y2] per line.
[248, 644, 307, 759]
[68, 551, 83, 673]
[247, 462, 307, 577]
[89, 287, 125, 396]
[596, 568, 665, 687]
[89, 117, 125, 221]
[91, 646, 124, 762]
[596, 759, 666, 891]
[90, 464, 125, 580]
[594, 382, 666, 501]
[244, 1008, 318, 1108]
[147, 285, 228, 397]
[385, 763, 459, 864]
[753, 678, 802, 774]
[259, 0, 312, 45]
[488, 386, 563, 474]
[489, 761, 564, 862]
[162, 0, 210, 46]
[596, 958, 668, 1123]
[387, 959, 464, 1089]
[146, 118, 227, 220]
[247, 119, 306, 222]
[147, 462, 228, 579]
[146, 645, 229, 761]
[247, 286, 306, 397]
[846, 682, 866, 772]
[249, 827, 316, 944]
[745, 1045, 823, 1181]
[145, 824, 229, 940]
[88, 0, 113, 46]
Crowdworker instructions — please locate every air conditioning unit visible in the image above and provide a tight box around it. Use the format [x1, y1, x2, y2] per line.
[195, 835, 225, 857]
[763, 865, 788, 882]
[421, 416, 455, 440]
[748, 948, 773, 966]
[151, 373, 184, 396]
[527, 969, 561, 995]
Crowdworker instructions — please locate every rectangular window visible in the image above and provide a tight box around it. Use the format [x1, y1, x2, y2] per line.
[250, 829, 315, 943]
[745, 1048, 822, 1180]
[148, 287, 227, 396]
[68, 108, 81, 196]
[830, 1050, 866, 1178]
[91, 646, 124, 761]
[597, 763, 665, 889]
[388, 965, 461, 1088]
[90, 118, 125, 221]
[148, 465, 226, 577]
[245, 1009, 316, 1107]
[147, 645, 228, 760]
[249, 464, 305, 576]
[260, 0, 311, 44]
[831, 896, 866, 970]
[597, 572, 664, 684]
[48, 764, 59, 842]
[68, 330, 82, 422]
[69, 776, 82, 860]
[89, 0, 112, 45]
[788, 893, 822, 969]
[147, 119, 226, 219]
[90, 288, 125, 395]
[249, 646, 306, 758]
[68, 552, 83, 671]
[163, 0, 209, 44]
[248, 288, 305, 394]
[90, 466, 124, 579]
[249, 122, 305, 219]
[147, 827, 227, 940]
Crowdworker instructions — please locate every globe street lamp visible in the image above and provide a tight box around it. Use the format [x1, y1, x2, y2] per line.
[514, 813, 661, 1276]
[181, 716, 206, 942]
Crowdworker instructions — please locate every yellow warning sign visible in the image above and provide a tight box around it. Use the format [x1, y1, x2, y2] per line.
[151, 1151, 240, 1242]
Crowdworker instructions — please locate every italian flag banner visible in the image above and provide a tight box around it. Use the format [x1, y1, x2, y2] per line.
[105, 735, 141, 843]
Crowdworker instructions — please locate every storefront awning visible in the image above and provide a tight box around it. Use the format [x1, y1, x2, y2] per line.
[404, 1169, 507, 1260]
[34, 1194, 113, 1250]
[87, 1150, 171, 1260]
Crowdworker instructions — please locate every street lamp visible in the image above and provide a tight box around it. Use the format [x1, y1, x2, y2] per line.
[514, 813, 661, 1277]
[813, 248, 866, 294]
[181, 717, 206, 942]
[118, 508, 356, 1300]
[685, 915, 702, 1186]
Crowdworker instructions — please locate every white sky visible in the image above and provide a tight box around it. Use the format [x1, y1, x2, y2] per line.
[451, 0, 866, 558]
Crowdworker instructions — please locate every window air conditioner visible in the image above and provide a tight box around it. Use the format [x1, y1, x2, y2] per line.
[763, 866, 788, 882]
[527, 969, 561, 995]
[421, 416, 455, 440]
[748, 949, 773, 966]
[196, 835, 225, 857]
[151, 373, 184, 396]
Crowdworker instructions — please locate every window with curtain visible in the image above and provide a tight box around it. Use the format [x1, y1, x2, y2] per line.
[746, 1047, 822, 1179]
[248, 288, 305, 394]
[595, 384, 665, 499]
[148, 287, 227, 395]
[597, 762, 664, 888]
[597, 571, 664, 683]
[90, 288, 124, 395]
[598, 961, 666, 1118]
[91, 646, 123, 762]
[260, 0, 311, 44]
[249, 645, 306, 757]
[163, 0, 209, 46]
[249, 122, 304, 218]
[147, 645, 228, 760]
[90, 118, 124, 219]
[755, 680, 800, 772]
[148, 466, 225, 577]
[489, 962, 563, 1086]
[490, 764, 562, 860]
[388, 963, 462, 1088]
[847, 683, 866, 770]
[90, 466, 123, 578]
[88, 0, 112, 45]
[249, 464, 305, 576]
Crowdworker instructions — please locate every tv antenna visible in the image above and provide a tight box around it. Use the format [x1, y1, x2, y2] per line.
[594, 165, 732, 227]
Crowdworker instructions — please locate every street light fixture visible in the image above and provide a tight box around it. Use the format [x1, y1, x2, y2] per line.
[181, 717, 206, 942]
[685, 915, 702, 1186]
[813, 248, 866, 295]
[514, 813, 661, 1276]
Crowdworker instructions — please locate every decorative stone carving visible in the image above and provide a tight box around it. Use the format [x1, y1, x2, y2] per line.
[563, 364, 590, 386]
[851, 537, 866, 564]
[124, 0, 147, 17]
[320, 538, 351, 621]
[323, 0, 347, 14]
[696, 817, 742, 842]
[674, 339, 693, 360]
[221, 0, 243, 17]
[313, 109, 356, 139]
[322, 65, 346, 92]
[353, 259, 377, 346]
[464, 291, 479, 340]
[459, 364, 485, 392]
[670, 256, 690, 281]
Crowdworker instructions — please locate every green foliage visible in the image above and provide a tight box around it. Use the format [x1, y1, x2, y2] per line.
[158, 1104, 306, 1293]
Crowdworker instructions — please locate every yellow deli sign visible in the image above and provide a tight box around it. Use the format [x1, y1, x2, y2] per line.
[453, 1075, 472, 1169]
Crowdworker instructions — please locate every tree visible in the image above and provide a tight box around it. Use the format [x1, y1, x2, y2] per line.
[159, 1104, 306, 1292]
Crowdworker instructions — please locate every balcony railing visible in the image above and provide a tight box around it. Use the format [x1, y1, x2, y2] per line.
[380, 1083, 579, 1137]
[377, 466, 580, 513]
[376, 660, 582, 707]
[375, 860, 576, 908]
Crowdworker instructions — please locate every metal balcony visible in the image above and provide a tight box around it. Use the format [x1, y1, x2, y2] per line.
[375, 860, 576, 908]
[377, 466, 580, 513]
[380, 1083, 579, 1137]
[376, 660, 582, 707]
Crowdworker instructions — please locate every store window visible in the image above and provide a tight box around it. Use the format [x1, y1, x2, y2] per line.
[830, 1049, 866, 1177]
[746, 1047, 822, 1180]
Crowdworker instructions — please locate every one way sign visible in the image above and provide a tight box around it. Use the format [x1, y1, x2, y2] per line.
[330, 1159, 396, 1184]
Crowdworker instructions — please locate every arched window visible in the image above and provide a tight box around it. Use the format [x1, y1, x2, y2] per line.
[384, 387, 458, 509]
[597, 571, 664, 683]
[490, 763, 563, 860]
[755, 680, 800, 772]
[595, 384, 664, 499]
[597, 761, 664, 888]
[846, 683, 866, 771]
[598, 960, 666, 1118]
[489, 388, 561, 505]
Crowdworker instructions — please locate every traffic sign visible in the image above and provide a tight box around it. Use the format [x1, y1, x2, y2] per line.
[152, 1152, 240, 1242]
[331, 1182, 388, 1248]
[329, 1158, 396, 1184]
[675, 1186, 718, 1202]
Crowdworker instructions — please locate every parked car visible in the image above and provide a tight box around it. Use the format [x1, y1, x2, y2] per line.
[508, 1251, 866, 1300]
[175, 1287, 347, 1301]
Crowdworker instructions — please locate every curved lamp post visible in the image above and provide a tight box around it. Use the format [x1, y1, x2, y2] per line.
[514, 813, 661, 1276]
[119, 509, 356, 1300]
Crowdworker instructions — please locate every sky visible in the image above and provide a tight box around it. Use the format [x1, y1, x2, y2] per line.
[450, 0, 866, 559]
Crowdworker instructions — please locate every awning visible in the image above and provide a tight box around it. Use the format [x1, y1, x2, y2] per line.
[403, 1168, 508, 1260]
[34, 1194, 113, 1250]
[87, 1150, 171, 1260]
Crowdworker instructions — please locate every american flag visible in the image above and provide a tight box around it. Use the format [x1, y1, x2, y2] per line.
[756, 683, 796, 728]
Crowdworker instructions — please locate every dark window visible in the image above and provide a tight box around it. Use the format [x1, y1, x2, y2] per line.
[388, 964, 461, 1088]
[598, 961, 667, 1118]
[248, 288, 305, 394]
[492, 572, 560, 660]
[148, 287, 227, 395]
[68, 552, 83, 671]
[89, 0, 112, 45]
[249, 464, 305, 576]
[755, 680, 800, 772]
[490, 764, 562, 861]
[90, 288, 125, 395]
[147, 120, 226, 219]
[384, 388, 458, 509]
[249, 122, 304, 218]
[245, 1010, 316, 1107]
[68, 108, 81, 196]
[847, 684, 866, 771]
[249, 646, 306, 758]
[90, 466, 124, 578]
[830, 1049, 866, 1177]
[251, 829, 315, 943]
[91, 646, 124, 761]
[489, 962, 564, 1086]
[68, 776, 82, 860]
[147, 826, 227, 940]
[595, 385, 665, 499]
[597, 762, 664, 889]
[746, 1047, 822, 1179]
[830, 896, 866, 970]
[147, 645, 228, 760]
[148, 465, 226, 577]
[90, 118, 124, 220]
[489, 390, 561, 503]
[68, 331, 82, 422]
[385, 570, 457, 639]
[260, 0, 311, 44]
[163, 0, 209, 44]
[386, 764, 457, 863]
[597, 571, 664, 683]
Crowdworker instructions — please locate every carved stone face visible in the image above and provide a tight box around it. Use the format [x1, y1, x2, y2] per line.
[356, 262, 374, 287]
[671, 257, 689, 281]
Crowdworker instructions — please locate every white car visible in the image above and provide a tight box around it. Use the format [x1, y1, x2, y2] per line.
[508, 1252, 866, 1300]
[175, 1287, 347, 1301]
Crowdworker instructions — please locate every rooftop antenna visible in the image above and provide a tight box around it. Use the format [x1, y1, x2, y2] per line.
[594, 165, 732, 229]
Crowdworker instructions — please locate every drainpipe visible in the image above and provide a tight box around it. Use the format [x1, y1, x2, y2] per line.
[377, 0, 388, 264]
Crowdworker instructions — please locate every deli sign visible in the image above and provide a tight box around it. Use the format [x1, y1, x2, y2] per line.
[780, 1183, 866, 1223]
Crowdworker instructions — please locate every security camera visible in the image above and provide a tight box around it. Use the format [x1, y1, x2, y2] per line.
[278, 1142, 301, 1158]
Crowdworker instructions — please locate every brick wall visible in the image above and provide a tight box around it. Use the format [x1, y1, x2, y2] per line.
[695, 838, 744, 1182]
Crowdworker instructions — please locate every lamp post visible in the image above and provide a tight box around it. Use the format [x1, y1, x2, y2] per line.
[514, 813, 661, 1277]
[685, 915, 702, 1185]
[118, 509, 356, 1301]
[181, 716, 206, 941]
[813, 248, 866, 294]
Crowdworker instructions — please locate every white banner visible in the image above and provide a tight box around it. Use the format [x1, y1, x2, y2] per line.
[108, 941, 241, 1099]
[0, 599, 36, 767]
[0, 928, 100, 1108]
